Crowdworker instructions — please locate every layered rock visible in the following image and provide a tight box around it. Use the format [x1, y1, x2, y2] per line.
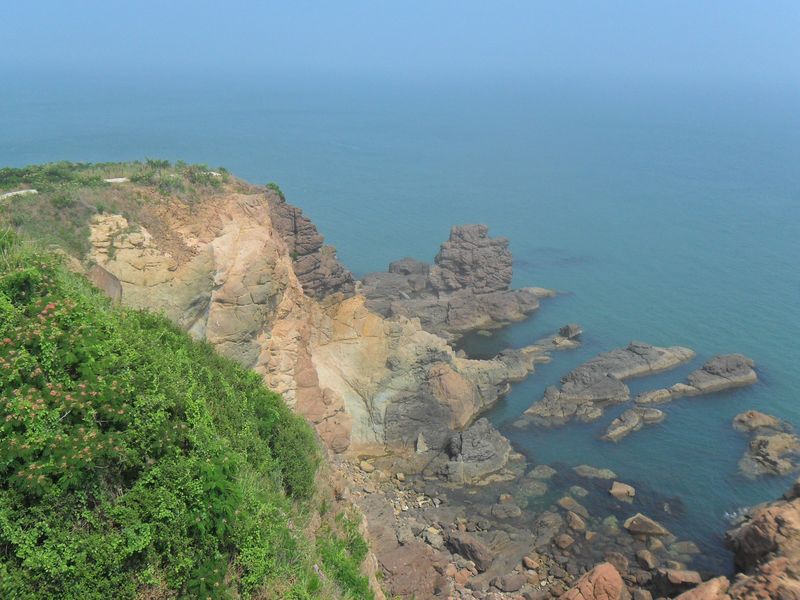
[361, 224, 553, 341]
[635, 355, 758, 406]
[733, 411, 800, 478]
[264, 187, 355, 299]
[523, 342, 694, 426]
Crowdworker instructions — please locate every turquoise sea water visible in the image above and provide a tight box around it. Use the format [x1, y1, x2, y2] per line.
[2, 72, 798, 570]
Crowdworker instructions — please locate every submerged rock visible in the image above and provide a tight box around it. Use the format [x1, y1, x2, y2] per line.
[624, 513, 671, 537]
[525, 342, 694, 426]
[610, 481, 637, 502]
[574, 464, 618, 480]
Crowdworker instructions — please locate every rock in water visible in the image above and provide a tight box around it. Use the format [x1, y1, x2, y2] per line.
[732, 410, 800, 477]
[524, 342, 694, 426]
[361, 224, 550, 340]
[610, 481, 636, 502]
[635, 354, 758, 406]
[624, 513, 671, 537]
[603, 407, 665, 442]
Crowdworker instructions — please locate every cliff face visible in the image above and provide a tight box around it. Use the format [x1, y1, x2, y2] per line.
[85, 187, 540, 463]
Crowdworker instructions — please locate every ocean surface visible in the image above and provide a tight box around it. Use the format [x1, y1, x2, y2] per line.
[2, 71, 799, 571]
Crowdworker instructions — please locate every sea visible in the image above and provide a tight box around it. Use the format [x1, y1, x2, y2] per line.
[2, 70, 798, 571]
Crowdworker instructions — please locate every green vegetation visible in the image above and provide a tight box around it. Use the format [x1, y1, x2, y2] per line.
[265, 182, 285, 200]
[0, 160, 239, 260]
[0, 232, 374, 599]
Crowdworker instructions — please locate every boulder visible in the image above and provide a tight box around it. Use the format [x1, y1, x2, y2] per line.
[654, 569, 703, 596]
[561, 562, 630, 600]
[491, 572, 526, 592]
[674, 576, 730, 600]
[624, 513, 671, 537]
[446, 418, 513, 483]
[445, 530, 495, 572]
[610, 481, 636, 502]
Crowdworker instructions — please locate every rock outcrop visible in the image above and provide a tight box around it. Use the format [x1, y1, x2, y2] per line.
[523, 342, 694, 426]
[83, 188, 574, 480]
[635, 355, 758, 406]
[361, 224, 554, 341]
[733, 411, 800, 477]
[722, 479, 800, 598]
[445, 418, 513, 484]
[264, 187, 355, 299]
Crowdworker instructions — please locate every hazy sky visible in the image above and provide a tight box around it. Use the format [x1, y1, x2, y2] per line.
[2, 1, 799, 87]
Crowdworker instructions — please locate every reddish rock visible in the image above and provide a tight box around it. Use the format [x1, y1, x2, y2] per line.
[561, 562, 630, 600]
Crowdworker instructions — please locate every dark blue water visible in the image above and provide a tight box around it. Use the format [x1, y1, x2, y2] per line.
[2, 70, 798, 568]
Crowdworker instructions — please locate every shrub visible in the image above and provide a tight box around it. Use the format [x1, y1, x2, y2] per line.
[0, 240, 329, 598]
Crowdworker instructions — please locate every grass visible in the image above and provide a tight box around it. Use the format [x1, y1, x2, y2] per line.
[0, 160, 239, 261]
[0, 231, 374, 599]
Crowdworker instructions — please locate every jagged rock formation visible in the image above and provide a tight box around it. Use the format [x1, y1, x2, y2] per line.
[733, 410, 800, 477]
[265, 187, 355, 299]
[361, 224, 554, 341]
[635, 354, 758, 406]
[523, 342, 694, 426]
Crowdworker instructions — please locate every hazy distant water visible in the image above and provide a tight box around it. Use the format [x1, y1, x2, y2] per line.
[2, 71, 799, 569]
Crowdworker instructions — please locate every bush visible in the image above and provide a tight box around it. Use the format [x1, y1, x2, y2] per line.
[0, 242, 329, 598]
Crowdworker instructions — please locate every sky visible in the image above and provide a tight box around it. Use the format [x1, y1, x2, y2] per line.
[1, 1, 799, 89]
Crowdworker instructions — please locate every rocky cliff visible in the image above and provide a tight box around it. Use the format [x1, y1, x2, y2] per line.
[83, 183, 561, 476]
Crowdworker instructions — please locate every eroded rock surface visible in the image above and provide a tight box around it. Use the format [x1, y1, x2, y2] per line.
[362, 224, 553, 341]
[524, 342, 694, 426]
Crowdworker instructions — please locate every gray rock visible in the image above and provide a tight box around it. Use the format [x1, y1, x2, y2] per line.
[603, 407, 665, 442]
[635, 354, 758, 406]
[525, 342, 694, 426]
[491, 572, 526, 592]
[446, 419, 513, 483]
[266, 189, 355, 299]
[362, 224, 548, 341]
